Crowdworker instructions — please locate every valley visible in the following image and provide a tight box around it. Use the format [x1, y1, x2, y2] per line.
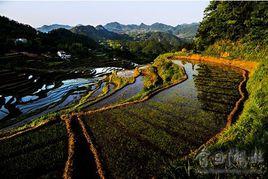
[0, 1, 267, 178]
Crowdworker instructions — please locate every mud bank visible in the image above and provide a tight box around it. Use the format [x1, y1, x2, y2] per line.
[175, 54, 258, 74]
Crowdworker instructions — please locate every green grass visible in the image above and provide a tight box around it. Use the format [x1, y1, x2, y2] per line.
[211, 59, 268, 150]
[0, 120, 68, 178]
[108, 71, 135, 89]
[102, 82, 109, 94]
[142, 66, 161, 90]
[203, 40, 268, 62]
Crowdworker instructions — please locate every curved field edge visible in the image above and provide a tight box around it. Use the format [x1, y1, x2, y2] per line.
[82, 74, 187, 116]
[0, 52, 258, 178]
[0, 58, 184, 138]
[0, 72, 134, 138]
[0, 57, 187, 178]
[78, 59, 245, 178]
[167, 51, 266, 154]
[0, 58, 186, 140]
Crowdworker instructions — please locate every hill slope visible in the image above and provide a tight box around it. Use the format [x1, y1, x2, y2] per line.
[0, 16, 97, 56]
[42, 28, 98, 53]
[0, 16, 37, 40]
[195, 1, 268, 50]
[71, 25, 130, 41]
[132, 31, 185, 46]
[37, 24, 72, 33]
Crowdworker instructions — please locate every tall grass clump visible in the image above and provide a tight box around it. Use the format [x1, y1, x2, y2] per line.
[203, 39, 268, 62]
[142, 66, 162, 90]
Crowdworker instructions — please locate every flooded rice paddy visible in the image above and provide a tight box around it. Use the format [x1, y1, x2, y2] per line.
[0, 67, 121, 129]
[82, 60, 244, 178]
[88, 76, 144, 110]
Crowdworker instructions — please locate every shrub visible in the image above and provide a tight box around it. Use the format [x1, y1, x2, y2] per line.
[109, 71, 135, 89]
[153, 56, 184, 83]
[142, 66, 162, 90]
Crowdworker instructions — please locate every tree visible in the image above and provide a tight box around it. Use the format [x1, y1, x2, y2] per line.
[195, 1, 268, 50]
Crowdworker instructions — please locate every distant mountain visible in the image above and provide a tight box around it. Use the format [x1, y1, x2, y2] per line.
[121, 31, 188, 63]
[37, 24, 72, 33]
[173, 23, 199, 40]
[70, 25, 130, 41]
[104, 22, 199, 40]
[37, 22, 198, 41]
[44, 28, 98, 50]
[150, 23, 174, 33]
[132, 31, 185, 46]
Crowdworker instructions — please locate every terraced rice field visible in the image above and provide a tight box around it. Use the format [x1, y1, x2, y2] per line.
[0, 59, 246, 178]
[81, 60, 244, 178]
[87, 76, 143, 110]
[0, 119, 68, 178]
[0, 67, 120, 130]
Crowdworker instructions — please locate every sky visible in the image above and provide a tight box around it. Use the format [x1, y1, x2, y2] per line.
[0, 1, 209, 28]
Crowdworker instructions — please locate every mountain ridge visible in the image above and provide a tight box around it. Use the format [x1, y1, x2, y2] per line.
[70, 24, 130, 41]
[36, 22, 199, 40]
[104, 22, 199, 40]
[37, 24, 72, 33]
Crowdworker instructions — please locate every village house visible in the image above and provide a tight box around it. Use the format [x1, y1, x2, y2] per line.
[14, 38, 28, 44]
[57, 50, 71, 60]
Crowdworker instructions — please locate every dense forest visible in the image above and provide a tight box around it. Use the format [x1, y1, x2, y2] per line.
[195, 1, 268, 50]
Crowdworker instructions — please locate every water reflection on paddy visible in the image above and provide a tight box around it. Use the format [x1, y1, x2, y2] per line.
[83, 59, 244, 178]
[0, 66, 122, 129]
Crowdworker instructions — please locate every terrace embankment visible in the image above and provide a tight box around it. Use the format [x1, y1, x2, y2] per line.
[63, 114, 105, 179]
[86, 76, 144, 110]
[82, 72, 187, 116]
[175, 54, 258, 73]
[0, 55, 251, 178]
[81, 58, 186, 114]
